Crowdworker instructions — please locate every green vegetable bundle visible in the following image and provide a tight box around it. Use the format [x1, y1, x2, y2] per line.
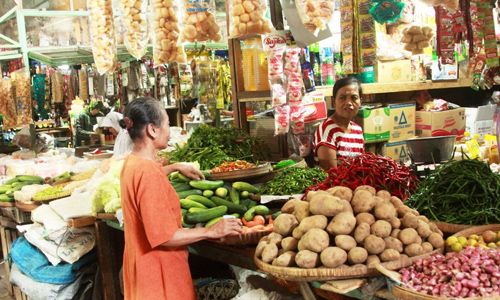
[261, 167, 327, 195]
[164, 125, 269, 170]
[407, 159, 500, 225]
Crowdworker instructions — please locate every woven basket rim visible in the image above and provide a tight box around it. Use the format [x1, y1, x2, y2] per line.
[209, 163, 272, 181]
[212, 229, 272, 246]
[392, 284, 497, 300]
[433, 221, 473, 234]
[254, 249, 442, 281]
[451, 224, 500, 238]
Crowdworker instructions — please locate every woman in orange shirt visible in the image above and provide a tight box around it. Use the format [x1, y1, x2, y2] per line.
[119, 97, 243, 300]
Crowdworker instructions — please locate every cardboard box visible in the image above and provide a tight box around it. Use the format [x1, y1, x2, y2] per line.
[431, 61, 458, 81]
[416, 108, 466, 138]
[389, 102, 416, 142]
[303, 101, 328, 123]
[383, 140, 410, 163]
[375, 60, 412, 83]
[355, 106, 391, 142]
[465, 104, 496, 139]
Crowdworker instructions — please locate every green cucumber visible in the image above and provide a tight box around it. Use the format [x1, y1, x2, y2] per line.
[4, 178, 18, 185]
[0, 186, 10, 194]
[201, 170, 211, 178]
[182, 215, 195, 228]
[240, 191, 249, 198]
[0, 194, 13, 202]
[173, 183, 192, 192]
[205, 216, 223, 228]
[177, 173, 191, 182]
[180, 199, 207, 210]
[232, 182, 259, 193]
[188, 207, 207, 213]
[230, 213, 240, 218]
[185, 206, 228, 224]
[210, 196, 247, 214]
[215, 187, 228, 198]
[272, 210, 282, 219]
[241, 199, 256, 209]
[203, 190, 214, 197]
[189, 180, 224, 190]
[229, 188, 240, 205]
[181, 208, 187, 217]
[169, 172, 179, 181]
[186, 195, 216, 208]
[244, 205, 270, 221]
[17, 175, 44, 183]
[177, 189, 203, 199]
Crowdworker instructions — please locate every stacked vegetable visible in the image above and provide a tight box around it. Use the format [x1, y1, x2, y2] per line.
[399, 247, 500, 298]
[408, 159, 500, 225]
[307, 153, 417, 200]
[261, 167, 327, 195]
[170, 174, 276, 233]
[0, 175, 45, 202]
[255, 185, 444, 269]
[164, 125, 269, 170]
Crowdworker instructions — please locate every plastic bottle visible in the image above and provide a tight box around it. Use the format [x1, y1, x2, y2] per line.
[309, 43, 322, 86]
[321, 47, 334, 86]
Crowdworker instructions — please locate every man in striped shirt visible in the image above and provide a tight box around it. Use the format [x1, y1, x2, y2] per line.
[314, 77, 365, 170]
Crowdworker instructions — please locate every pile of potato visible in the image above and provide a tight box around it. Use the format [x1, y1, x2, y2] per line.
[88, 0, 117, 74]
[120, 0, 148, 59]
[152, 0, 186, 64]
[230, 0, 272, 38]
[182, 1, 221, 42]
[255, 185, 444, 269]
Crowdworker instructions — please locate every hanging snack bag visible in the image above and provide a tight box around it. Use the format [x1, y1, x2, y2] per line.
[152, 0, 186, 65]
[119, 0, 149, 59]
[88, 0, 117, 74]
[295, 0, 334, 35]
[12, 70, 32, 125]
[182, 0, 221, 42]
[0, 78, 17, 129]
[275, 105, 290, 135]
[229, 0, 273, 38]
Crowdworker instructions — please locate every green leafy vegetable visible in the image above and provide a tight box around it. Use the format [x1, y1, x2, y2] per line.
[261, 167, 327, 195]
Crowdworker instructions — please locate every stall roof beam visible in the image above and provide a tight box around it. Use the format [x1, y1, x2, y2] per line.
[0, 7, 17, 25]
[0, 33, 19, 47]
[20, 9, 89, 18]
[0, 53, 22, 61]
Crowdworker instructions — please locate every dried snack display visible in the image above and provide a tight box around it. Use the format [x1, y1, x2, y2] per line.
[13, 71, 32, 125]
[229, 0, 273, 38]
[152, 0, 186, 65]
[400, 25, 433, 55]
[88, 0, 117, 74]
[0, 79, 16, 129]
[295, 0, 334, 34]
[182, 0, 221, 42]
[119, 0, 149, 59]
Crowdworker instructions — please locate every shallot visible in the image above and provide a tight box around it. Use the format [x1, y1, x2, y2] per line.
[399, 247, 500, 297]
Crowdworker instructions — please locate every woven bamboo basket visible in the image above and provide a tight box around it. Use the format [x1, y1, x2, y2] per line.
[451, 224, 500, 238]
[209, 163, 272, 181]
[391, 285, 497, 300]
[433, 221, 473, 235]
[0, 201, 15, 208]
[15, 201, 40, 212]
[254, 249, 442, 281]
[214, 229, 272, 246]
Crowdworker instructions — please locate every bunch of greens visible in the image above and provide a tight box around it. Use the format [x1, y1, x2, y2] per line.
[407, 159, 500, 225]
[261, 167, 327, 195]
[165, 125, 269, 170]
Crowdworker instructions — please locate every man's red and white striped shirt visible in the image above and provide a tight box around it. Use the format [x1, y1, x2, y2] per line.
[313, 118, 365, 159]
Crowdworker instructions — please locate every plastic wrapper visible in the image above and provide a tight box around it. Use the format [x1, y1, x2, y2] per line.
[290, 105, 305, 134]
[229, 0, 273, 38]
[295, 0, 334, 35]
[78, 69, 88, 101]
[340, 0, 354, 73]
[284, 48, 303, 106]
[119, 0, 149, 59]
[275, 105, 290, 135]
[182, 0, 221, 42]
[271, 83, 286, 107]
[88, 0, 117, 74]
[263, 33, 287, 107]
[12, 71, 32, 125]
[401, 25, 433, 56]
[0, 78, 17, 129]
[151, 0, 186, 65]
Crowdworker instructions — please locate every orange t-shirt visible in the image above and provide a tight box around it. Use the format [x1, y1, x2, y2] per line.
[120, 154, 196, 300]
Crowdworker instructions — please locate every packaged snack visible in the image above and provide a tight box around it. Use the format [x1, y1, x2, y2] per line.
[88, 0, 117, 74]
[401, 25, 433, 55]
[229, 0, 273, 38]
[182, 0, 221, 42]
[119, 0, 149, 59]
[275, 105, 290, 135]
[271, 84, 286, 107]
[152, 0, 186, 65]
[263, 33, 287, 82]
[0, 78, 16, 129]
[295, 0, 334, 35]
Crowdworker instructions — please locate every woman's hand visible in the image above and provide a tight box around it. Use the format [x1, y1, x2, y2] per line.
[175, 163, 204, 180]
[206, 218, 243, 239]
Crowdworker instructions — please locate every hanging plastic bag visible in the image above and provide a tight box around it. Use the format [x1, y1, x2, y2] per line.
[12, 70, 32, 126]
[229, 0, 273, 38]
[295, 0, 334, 35]
[119, 0, 149, 59]
[88, 0, 117, 74]
[0, 78, 17, 129]
[182, 0, 221, 42]
[275, 105, 290, 135]
[151, 0, 186, 65]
